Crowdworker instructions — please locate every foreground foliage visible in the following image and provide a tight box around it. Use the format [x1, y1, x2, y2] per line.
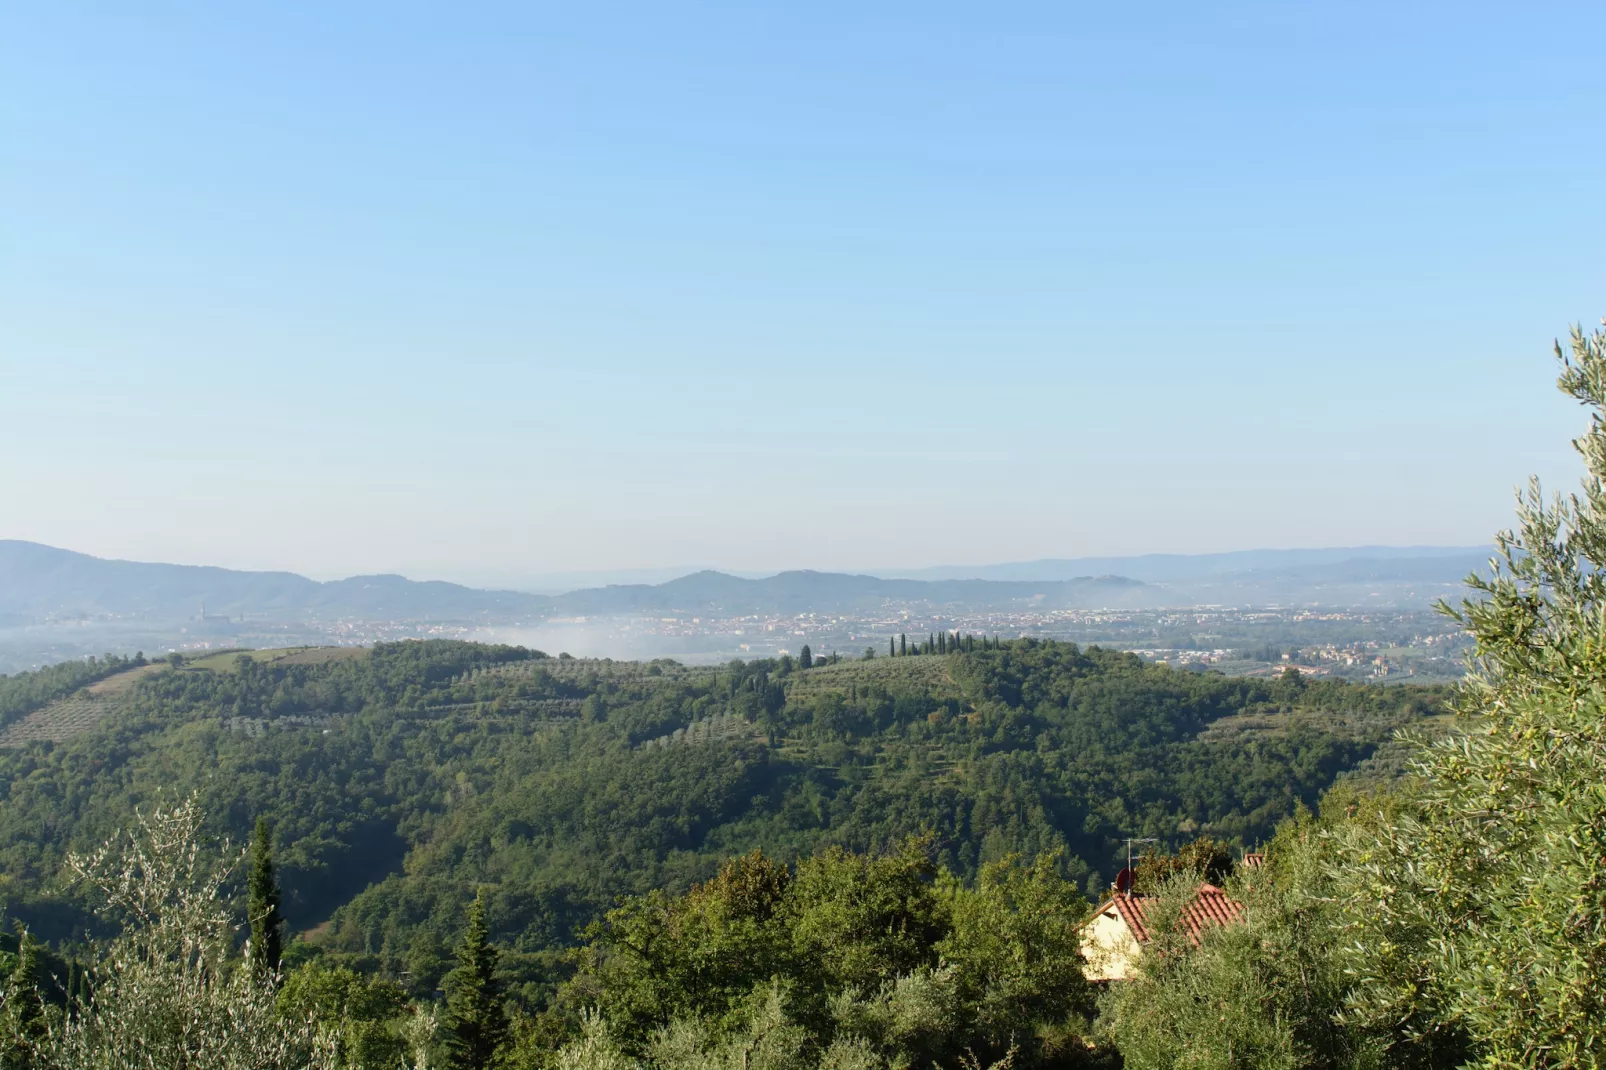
[0, 797, 339, 1070]
[1333, 321, 1606, 1064]
[1099, 319, 1606, 1068]
[554, 840, 1097, 1068]
[0, 801, 1092, 1070]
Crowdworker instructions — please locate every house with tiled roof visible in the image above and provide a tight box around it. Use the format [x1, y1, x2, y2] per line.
[1079, 882, 1247, 982]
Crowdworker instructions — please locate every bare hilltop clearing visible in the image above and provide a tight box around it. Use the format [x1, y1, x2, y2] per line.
[185, 646, 368, 672]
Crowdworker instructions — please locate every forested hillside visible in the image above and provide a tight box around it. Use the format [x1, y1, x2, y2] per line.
[0, 638, 1437, 998]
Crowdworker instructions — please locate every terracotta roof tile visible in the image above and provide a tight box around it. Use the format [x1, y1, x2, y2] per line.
[1102, 883, 1245, 948]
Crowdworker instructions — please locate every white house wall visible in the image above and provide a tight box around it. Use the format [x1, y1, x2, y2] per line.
[1080, 907, 1142, 982]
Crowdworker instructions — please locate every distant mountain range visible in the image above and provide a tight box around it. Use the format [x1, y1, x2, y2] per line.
[876, 546, 1492, 608]
[0, 540, 1491, 630]
[873, 545, 1492, 584]
[473, 546, 1492, 597]
[547, 570, 1155, 616]
[0, 541, 1156, 624]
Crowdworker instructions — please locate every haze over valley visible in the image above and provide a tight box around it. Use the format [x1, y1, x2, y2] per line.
[1, 539, 1482, 680]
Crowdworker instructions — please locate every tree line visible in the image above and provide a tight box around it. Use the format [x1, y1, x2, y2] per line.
[880, 632, 998, 658]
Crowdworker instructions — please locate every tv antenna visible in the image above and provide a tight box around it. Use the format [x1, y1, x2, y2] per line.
[1112, 837, 1158, 895]
[1125, 837, 1157, 872]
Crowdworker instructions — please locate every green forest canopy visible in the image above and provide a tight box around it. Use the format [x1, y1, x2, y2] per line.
[0, 635, 1439, 1000]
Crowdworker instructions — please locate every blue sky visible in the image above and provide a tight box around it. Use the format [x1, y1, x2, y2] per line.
[3, 1, 1603, 583]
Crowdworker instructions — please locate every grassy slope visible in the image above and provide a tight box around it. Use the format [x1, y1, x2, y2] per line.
[185, 646, 367, 671]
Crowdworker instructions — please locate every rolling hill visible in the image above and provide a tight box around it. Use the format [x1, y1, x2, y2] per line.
[0, 638, 1444, 986]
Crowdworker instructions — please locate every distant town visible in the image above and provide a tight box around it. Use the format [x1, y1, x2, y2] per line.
[94, 602, 1467, 683]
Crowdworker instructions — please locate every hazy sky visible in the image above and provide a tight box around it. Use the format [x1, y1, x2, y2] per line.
[4, 2, 1603, 584]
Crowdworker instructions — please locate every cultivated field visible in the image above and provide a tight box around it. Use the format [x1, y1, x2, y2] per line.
[0, 647, 371, 748]
[0, 661, 166, 747]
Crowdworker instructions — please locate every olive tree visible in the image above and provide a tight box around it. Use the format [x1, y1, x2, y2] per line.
[1334, 320, 1606, 1066]
[39, 796, 338, 1070]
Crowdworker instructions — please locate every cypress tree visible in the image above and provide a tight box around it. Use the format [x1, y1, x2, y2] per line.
[63, 959, 86, 1021]
[899, 634, 907, 656]
[248, 817, 283, 977]
[70, 960, 91, 1017]
[799, 644, 812, 670]
[444, 890, 508, 1069]
[3, 926, 45, 1059]
[889, 637, 895, 657]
